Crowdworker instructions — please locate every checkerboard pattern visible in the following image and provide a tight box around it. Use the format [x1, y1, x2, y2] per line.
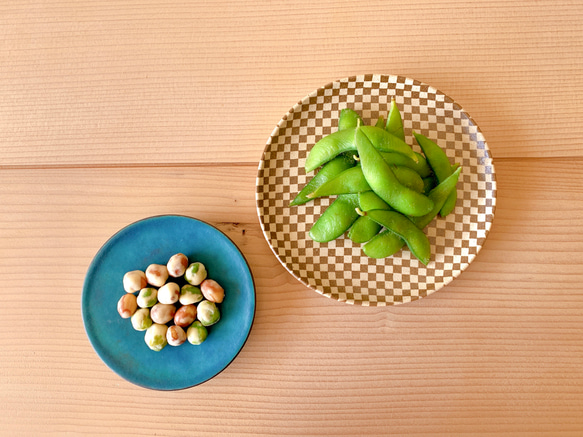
[256, 74, 496, 306]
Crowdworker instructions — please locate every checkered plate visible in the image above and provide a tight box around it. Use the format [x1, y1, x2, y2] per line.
[256, 74, 496, 306]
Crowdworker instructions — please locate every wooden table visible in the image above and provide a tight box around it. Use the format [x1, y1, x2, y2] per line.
[2, 1, 582, 435]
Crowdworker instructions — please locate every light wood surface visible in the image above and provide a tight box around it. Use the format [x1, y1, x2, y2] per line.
[1, 1, 582, 435]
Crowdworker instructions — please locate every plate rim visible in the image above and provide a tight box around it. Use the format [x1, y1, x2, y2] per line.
[256, 74, 497, 306]
[81, 214, 256, 390]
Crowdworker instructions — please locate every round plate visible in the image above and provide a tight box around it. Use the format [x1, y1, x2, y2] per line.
[256, 74, 496, 306]
[82, 215, 255, 390]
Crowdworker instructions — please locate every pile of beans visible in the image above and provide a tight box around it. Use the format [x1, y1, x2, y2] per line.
[117, 253, 225, 352]
[291, 104, 461, 266]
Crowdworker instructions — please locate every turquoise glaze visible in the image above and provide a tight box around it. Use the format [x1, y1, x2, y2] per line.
[82, 215, 255, 390]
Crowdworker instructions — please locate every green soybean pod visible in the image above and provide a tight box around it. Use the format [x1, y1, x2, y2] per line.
[385, 98, 406, 142]
[374, 115, 386, 128]
[422, 176, 438, 194]
[363, 167, 462, 259]
[305, 126, 418, 173]
[359, 125, 418, 162]
[362, 229, 404, 259]
[391, 166, 425, 193]
[356, 186, 405, 257]
[358, 191, 390, 212]
[338, 108, 363, 131]
[290, 154, 355, 206]
[304, 129, 357, 173]
[307, 165, 370, 199]
[413, 132, 457, 217]
[308, 194, 360, 243]
[380, 151, 433, 178]
[362, 167, 462, 260]
[309, 164, 426, 200]
[410, 167, 462, 229]
[347, 215, 382, 244]
[366, 209, 431, 265]
[355, 128, 434, 217]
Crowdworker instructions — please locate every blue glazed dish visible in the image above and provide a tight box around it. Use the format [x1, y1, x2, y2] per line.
[82, 215, 255, 390]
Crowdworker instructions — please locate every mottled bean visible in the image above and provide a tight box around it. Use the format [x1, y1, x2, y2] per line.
[157, 282, 180, 305]
[137, 287, 158, 308]
[131, 308, 153, 331]
[166, 325, 187, 347]
[150, 303, 176, 325]
[117, 293, 138, 319]
[167, 253, 189, 278]
[145, 264, 169, 287]
[174, 304, 197, 328]
[185, 262, 207, 286]
[197, 300, 221, 326]
[179, 284, 203, 305]
[186, 321, 208, 345]
[144, 324, 168, 352]
[200, 279, 225, 303]
[123, 270, 147, 294]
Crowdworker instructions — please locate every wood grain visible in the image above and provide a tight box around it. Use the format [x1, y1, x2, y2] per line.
[1, 1, 582, 169]
[2, 160, 583, 435]
[1, 0, 583, 435]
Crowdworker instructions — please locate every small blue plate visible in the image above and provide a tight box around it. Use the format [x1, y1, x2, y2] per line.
[82, 215, 255, 390]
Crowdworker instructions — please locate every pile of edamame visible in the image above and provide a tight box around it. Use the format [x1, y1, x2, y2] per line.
[117, 253, 225, 352]
[290, 100, 462, 266]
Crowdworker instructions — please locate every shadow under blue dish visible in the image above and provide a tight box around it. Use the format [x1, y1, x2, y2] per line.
[82, 215, 255, 390]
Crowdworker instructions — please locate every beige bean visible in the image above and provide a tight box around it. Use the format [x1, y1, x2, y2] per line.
[166, 325, 187, 346]
[179, 284, 203, 305]
[184, 262, 207, 286]
[197, 300, 220, 326]
[167, 253, 189, 278]
[174, 304, 197, 328]
[137, 287, 158, 308]
[145, 264, 169, 287]
[123, 270, 147, 293]
[186, 321, 208, 345]
[200, 279, 225, 303]
[150, 303, 176, 324]
[117, 293, 138, 318]
[144, 324, 168, 351]
[157, 282, 180, 304]
[131, 308, 153, 331]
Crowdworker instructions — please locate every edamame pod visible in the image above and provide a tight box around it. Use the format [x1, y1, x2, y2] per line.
[356, 128, 434, 217]
[366, 209, 431, 265]
[347, 215, 382, 244]
[362, 167, 462, 260]
[309, 194, 360, 243]
[290, 154, 355, 206]
[414, 132, 457, 217]
[385, 98, 406, 142]
[380, 151, 433, 178]
[308, 164, 424, 200]
[362, 229, 404, 259]
[338, 108, 363, 131]
[305, 126, 418, 173]
[390, 165, 425, 193]
[422, 176, 437, 194]
[375, 116, 385, 128]
[358, 191, 391, 212]
[356, 191, 400, 253]
[410, 167, 462, 229]
[359, 125, 418, 163]
[307, 165, 370, 199]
